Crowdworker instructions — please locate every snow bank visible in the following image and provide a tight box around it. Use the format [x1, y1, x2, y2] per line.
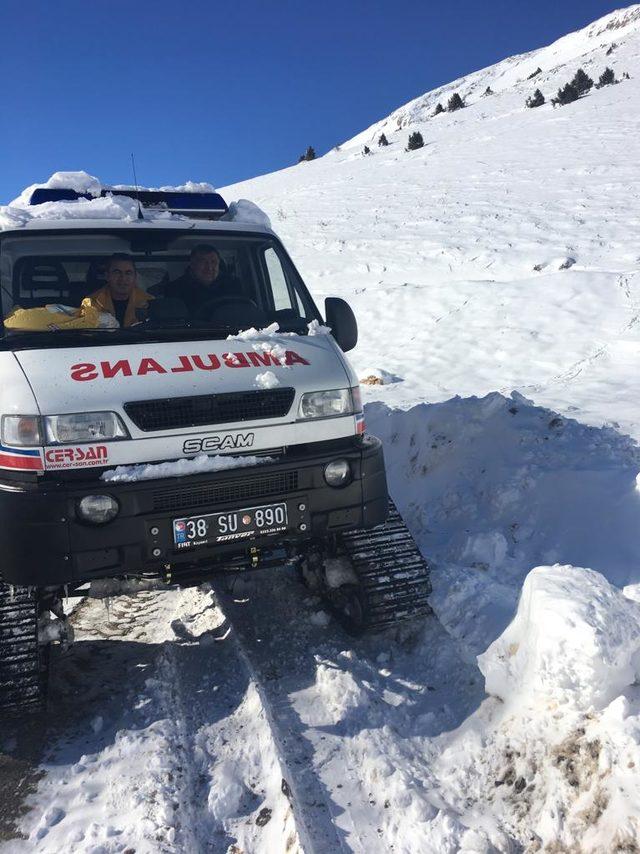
[479, 565, 640, 711]
[435, 564, 640, 851]
[101, 452, 270, 483]
[366, 393, 640, 655]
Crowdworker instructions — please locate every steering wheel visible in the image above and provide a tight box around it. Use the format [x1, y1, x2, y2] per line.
[196, 296, 269, 327]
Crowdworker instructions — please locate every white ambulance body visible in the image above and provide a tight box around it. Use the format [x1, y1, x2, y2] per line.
[0, 183, 430, 712]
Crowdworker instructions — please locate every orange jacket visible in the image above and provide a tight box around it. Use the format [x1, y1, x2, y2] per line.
[86, 286, 153, 328]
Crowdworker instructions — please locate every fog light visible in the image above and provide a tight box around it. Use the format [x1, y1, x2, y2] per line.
[77, 494, 119, 524]
[324, 459, 351, 487]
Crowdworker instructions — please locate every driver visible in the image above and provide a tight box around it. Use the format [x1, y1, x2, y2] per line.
[87, 253, 152, 327]
[166, 244, 237, 315]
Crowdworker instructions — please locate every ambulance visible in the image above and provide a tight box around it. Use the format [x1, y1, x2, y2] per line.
[0, 181, 430, 711]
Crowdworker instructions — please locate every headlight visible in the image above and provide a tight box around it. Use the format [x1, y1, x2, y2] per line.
[324, 459, 351, 487]
[77, 494, 119, 525]
[45, 412, 129, 445]
[299, 388, 354, 419]
[2, 415, 42, 446]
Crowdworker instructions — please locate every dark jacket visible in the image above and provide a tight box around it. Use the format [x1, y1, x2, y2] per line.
[165, 273, 239, 316]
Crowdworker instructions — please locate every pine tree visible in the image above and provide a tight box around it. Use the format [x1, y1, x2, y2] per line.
[622, 71, 630, 80]
[363, 145, 371, 155]
[552, 82, 579, 106]
[433, 103, 445, 116]
[447, 92, 465, 112]
[596, 67, 616, 88]
[527, 67, 542, 79]
[571, 68, 593, 95]
[526, 89, 545, 108]
[406, 131, 424, 151]
[305, 146, 316, 161]
[378, 133, 389, 147]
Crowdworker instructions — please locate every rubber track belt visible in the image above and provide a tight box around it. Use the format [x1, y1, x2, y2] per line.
[337, 500, 432, 630]
[0, 578, 43, 713]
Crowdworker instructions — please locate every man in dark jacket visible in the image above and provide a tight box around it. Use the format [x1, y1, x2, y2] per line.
[166, 244, 237, 315]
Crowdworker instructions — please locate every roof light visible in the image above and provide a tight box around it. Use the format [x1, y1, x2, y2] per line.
[28, 188, 228, 220]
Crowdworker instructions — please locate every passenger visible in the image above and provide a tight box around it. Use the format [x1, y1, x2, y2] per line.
[87, 253, 152, 327]
[166, 244, 237, 315]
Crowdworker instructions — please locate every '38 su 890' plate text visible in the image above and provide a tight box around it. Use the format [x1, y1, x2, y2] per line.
[173, 502, 288, 549]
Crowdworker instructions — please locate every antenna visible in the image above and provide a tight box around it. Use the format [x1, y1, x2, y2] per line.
[130, 152, 144, 220]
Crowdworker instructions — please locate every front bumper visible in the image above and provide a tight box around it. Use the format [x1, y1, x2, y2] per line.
[0, 436, 388, 587]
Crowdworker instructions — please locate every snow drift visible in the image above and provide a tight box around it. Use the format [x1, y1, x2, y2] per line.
[365, 393, 640, 655]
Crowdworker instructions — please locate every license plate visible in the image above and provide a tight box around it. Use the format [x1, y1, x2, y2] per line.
[173, 502, 288, 549]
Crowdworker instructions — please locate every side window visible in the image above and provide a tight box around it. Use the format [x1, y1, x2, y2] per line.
[264, 247, 296, 311]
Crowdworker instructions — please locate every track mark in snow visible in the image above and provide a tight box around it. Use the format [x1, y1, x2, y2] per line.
[214, 570, 488, 853]
[4, 588, 302, 854]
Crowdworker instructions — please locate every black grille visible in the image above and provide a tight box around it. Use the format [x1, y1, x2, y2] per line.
[153, 470, 299, 513]
[125, 388, 295, 432]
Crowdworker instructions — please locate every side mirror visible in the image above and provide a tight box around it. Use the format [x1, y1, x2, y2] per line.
[324, 297, 358, 352]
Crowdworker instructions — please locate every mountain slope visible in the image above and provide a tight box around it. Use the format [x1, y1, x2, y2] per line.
[222, 4, 640, 440]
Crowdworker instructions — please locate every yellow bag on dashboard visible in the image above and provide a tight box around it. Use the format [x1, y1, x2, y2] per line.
[4, 302, 106, 331]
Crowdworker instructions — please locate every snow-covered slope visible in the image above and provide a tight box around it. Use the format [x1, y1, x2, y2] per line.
[342, 4, 640, 147]
[222, 4, 640, 440]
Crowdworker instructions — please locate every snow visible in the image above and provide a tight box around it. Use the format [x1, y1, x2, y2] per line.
[222, 198, 272, 229]
[479, 565, 640, 711]
[1, 173, 264, 232]
[4, 6, 640, 853]
[9, 170, 102, 207]
[229, 321, 281, 340]
[254, 370, 280, 389]
[221, 5, 640, 441]
[101, 452, 271, 483]
[0, 193, 170, 231]
[306, 319, 332, 336]
[358, 367, 401, 385]
[112, 180, 216, 192]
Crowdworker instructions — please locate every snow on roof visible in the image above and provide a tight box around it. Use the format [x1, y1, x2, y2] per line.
[111, 180, 216, 193]
[1, 172, 272, 234]
[10, 170, 102, 208]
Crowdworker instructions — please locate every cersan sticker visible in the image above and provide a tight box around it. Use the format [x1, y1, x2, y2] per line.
[45, 445, 108, 469]
[70, 351, 310, 382]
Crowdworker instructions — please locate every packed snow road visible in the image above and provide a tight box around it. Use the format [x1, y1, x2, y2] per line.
[0, 572, 483, 853]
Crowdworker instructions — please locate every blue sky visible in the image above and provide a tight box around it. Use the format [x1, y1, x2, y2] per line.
[0, 0, 624, 202]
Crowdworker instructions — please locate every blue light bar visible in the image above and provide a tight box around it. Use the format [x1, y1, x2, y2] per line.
[28, 187, 228, 220]
[30, 188, 94, 205]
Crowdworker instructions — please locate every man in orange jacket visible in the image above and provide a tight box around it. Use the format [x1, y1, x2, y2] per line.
[87, 253, 152, 327]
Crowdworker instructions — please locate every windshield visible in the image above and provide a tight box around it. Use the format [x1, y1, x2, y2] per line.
[0, 229, 320, 340]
